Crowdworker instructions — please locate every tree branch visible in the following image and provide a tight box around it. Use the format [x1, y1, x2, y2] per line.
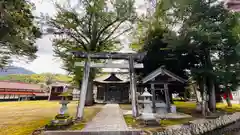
[88, 13, 93, 39]
[90, 13, 99, 51]
[96, 18, 121, 42]
[70, 13, 90, 44]
[48, 19, 88, 51]
[101, 21, 129, 44]
[66, 19, 90, 45]
[112, 27, 132, 40]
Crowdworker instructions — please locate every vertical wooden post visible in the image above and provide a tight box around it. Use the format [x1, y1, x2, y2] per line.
[151, 79, 156, 113]
[164, 83, 171, 113]
[103, 84, 106, 102]
[76, 56, 91, 119]
[129, 56, 138, 117]
[106, 84, 109, 102]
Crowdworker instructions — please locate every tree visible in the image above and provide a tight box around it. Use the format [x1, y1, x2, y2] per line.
[158, 0, 240, 114]
[0, 0, 42, 67]
[45, 0, 137, 106]
[133, 0, 240, 115]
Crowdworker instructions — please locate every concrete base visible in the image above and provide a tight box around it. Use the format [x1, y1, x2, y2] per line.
[155, 113, 192, 119]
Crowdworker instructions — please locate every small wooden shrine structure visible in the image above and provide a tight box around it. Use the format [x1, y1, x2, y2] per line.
[94, 73, 130, 103]
[141, 66, 187, 113]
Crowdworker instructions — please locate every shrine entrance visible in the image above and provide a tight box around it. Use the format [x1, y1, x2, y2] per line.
[94, 73, 130, 103]
[108, 86, 121, 102]
[72, 51, 146, 119]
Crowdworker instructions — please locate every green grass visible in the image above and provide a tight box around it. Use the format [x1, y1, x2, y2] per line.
[0, 101, 102, 135]
[124, 114, 192, 127]
[123, 115, 192, 134]
[122, 101, 240, 134]
[216, 103, 240, 113]
[174, 101, 196, 109]
[160, 118, 193, 126]
[174, 101, 240, 114]
[120, 101, 240, 114]
[124, 115, 138, 128]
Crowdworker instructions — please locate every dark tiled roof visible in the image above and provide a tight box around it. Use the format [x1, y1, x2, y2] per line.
[94, 73, 129, 83]
[104, 73, 122, 81]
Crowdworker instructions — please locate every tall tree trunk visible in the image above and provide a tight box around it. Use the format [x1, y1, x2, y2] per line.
[226, 87, 232, 107]
[204, 49, 216, 112]
[200, 77, 207, 117]
[193, 84, 201, 103]
[205, 50, 216, 112]
[184, 89, 188, 102]
[208, 79, 216, 112]
[85, 78, 94, 106]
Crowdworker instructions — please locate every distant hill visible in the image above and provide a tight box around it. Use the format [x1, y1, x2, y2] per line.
[0, 66, 35, 76]
[0, 73, 73, 84]
[0, 66, 73, 84]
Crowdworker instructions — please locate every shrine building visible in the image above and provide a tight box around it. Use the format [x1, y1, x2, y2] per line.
[93, 66, 187, 106]
[94, 73, 130, 103]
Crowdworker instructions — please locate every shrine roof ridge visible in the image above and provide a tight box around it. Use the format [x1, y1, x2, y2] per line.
[141, 66, 187, 84]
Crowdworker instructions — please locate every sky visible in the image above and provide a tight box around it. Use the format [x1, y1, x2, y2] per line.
[13, 0, 149, 74]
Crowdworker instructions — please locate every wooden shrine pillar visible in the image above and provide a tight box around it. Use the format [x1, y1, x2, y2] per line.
[151, 79, 156, 113]
[129, 56, 138, 117]
[76, 56, 91, 119]
[105, 84, 109, 102]
[164, 83, 171, 113]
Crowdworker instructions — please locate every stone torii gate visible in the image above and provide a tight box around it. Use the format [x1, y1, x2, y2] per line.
[72, 51, 146, 120]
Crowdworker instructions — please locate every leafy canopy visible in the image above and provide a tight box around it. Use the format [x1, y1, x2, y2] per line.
[0, 0, 42, 67]
[133, 0, 240, 87]
[44, 0, 137, 82]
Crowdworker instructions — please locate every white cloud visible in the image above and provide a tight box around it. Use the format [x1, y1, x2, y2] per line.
[13, 54, 66, 74]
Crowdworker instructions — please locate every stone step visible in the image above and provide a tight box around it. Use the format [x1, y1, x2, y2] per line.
[44, 130, 144, 135]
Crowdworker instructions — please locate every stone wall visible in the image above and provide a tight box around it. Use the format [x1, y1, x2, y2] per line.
[155, 112, 240, 135]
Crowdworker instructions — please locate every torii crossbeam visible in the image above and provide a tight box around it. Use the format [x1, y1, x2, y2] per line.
[74, 62, 143, 68]
[73, 51, 146, 120]
[72, 51, 146, 61]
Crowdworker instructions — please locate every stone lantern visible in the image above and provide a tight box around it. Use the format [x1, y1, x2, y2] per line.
[59, 93, 71, 115]
[141, 88, 153, 114]
[46, 91, 73, 129]
[138, 88, 158, 124]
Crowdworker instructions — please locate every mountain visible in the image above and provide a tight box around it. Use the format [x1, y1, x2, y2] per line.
[0, 66, 35, 76]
